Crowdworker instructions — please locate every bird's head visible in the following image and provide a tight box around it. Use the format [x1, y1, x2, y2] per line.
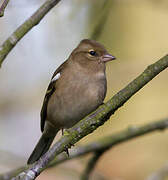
[71, 39, 116, 64]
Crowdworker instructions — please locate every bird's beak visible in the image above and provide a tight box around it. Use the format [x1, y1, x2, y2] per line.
[101, 54, 116, 63]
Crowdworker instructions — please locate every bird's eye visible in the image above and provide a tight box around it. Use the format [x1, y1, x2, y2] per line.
[89, 50, 96, 56]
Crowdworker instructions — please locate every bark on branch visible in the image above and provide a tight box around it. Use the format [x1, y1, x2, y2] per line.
[9, 54, 168, 180]
[0, 0, 10, 17]
[0, 0, 61, 67]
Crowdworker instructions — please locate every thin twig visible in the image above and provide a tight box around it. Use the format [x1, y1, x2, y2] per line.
[81, 151, 104, 180]
[90, 0, 111, 40]
[10, 54, 168, 180]
[0, 0, 61, 67]
[146, 163, 168, 180]
[0, 0, 10, 17]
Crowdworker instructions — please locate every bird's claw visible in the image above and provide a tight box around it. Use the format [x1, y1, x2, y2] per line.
[64, 145, 70, 157]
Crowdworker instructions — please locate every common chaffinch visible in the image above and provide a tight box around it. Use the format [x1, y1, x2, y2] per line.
[27, 39, 116, 164]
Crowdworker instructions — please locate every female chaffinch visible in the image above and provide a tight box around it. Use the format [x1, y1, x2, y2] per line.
[27, 39, 116, 164]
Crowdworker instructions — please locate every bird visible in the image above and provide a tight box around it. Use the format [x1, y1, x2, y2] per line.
[27, 39, 116, 164]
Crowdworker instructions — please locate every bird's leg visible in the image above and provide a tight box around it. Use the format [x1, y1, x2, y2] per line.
[61, 128, 64, 136]
[65, 146, 70, 157]
[61, 128, 70, 156]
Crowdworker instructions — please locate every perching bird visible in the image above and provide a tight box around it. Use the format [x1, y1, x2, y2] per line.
[27, 39, 116, 164]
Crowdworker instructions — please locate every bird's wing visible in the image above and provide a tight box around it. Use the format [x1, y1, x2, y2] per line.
[40, 60, 68, 132]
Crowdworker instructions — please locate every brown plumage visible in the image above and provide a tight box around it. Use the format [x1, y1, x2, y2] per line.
[27, 39, 116, 164]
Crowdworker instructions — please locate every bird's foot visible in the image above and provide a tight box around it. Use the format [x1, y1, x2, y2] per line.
[64, 147, 70, 157]
[62, 129, 75, 156]
[61, 128, 64, 136]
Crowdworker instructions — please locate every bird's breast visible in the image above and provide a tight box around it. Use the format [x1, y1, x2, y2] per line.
[47, 69, 107, 129]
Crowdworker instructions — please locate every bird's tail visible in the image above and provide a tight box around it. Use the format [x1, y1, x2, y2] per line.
[27, 131, 57, 165]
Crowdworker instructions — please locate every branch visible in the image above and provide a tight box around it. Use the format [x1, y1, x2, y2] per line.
[81, 151, 103, 180]
[90, 0, 111, 40]
[10, 54, 168, 180]
[0, 0, 10, 17]
[1, 118, 168, 180]
[146, 163, 168, 180]
[0, 0, 61, 67]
